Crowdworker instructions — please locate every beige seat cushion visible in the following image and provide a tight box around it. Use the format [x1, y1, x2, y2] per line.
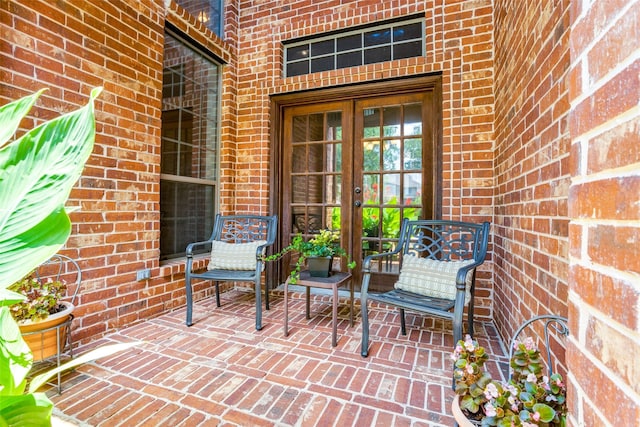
[208, 240, 267, 271]
[394, 254, 474, 303]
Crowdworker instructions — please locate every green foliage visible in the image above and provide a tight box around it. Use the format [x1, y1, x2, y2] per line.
[8, 274, 66, 323]
[452, 335, 567, 427]
[264, 229, 355, 284]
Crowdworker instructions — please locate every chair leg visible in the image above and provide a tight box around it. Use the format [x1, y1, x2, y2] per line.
[360, 299, 369, 357]
[255, 278, 263, 331]
[215, 282, 221, 307]
[185, 274, 193, 326]
[399, 308, 407, 335]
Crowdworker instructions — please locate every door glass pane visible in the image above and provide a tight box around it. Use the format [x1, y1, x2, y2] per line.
[383, 139, 401, 170]
[383, 106, 401, 136]
[308, 175, 323, 203]
[325, 175, 342, 204]
[383, 174, 400, 203]
[292, 116, 307, 142]
[404, 104, 422, 135]
[404, 173, 421, 204]
[362, 207, 380, 237]
[363, 108, 380, 137]
[292, 176, 307, 203]
[363, 141, 380, 171]
[363, 174, 380, 203]
[308, 144, 324, 172]
[404, 138, 422, 169]
[309, 113, 324, 141]
[327, 206, 341, 230]
[382, 207, 401, 238]
[292, 145, 306, 173]
[327, 112, 342, 140]
[333, 143, 343, 171]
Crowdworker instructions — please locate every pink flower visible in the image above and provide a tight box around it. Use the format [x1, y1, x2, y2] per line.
[526, 373, 537, 383]
[484, 402, 497, 417]
[464, 335, 475, 351]
[484, 383, 499, 399]
[466, 364, 474, 374]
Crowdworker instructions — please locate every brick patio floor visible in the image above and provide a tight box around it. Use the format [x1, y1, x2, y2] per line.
[46, 287, 508, 426]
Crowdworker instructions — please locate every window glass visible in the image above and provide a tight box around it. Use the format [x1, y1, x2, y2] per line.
[284, 17, 423, 77]
[160, 32, 220, 259]
[174, 0, 224, 37]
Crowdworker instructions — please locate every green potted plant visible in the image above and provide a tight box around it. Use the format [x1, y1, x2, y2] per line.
[9, 269, 74, 362]
[265, 229, 355, 284]
[451, 334, 567, 427]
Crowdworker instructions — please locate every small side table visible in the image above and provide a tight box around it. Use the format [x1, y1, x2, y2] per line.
[283, 271, 353, 347]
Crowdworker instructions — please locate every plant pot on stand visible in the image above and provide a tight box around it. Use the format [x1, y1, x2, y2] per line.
[19, 301, 74, 362]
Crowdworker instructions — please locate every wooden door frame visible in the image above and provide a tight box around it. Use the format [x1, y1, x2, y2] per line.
[269, 74, 443, 285]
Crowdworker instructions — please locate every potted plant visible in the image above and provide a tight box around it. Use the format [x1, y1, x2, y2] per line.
[9, 268, 75, 362]
[265, 229, 355, 284]
[451, 334, 567, 427]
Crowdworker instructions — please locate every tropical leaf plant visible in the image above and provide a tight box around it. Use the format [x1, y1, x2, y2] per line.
[0, 88, 140, 426]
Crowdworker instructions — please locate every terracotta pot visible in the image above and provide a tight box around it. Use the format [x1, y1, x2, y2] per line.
[19, 302, 74, 362]
[451, 396, 480, 427]
[308, 256, 332, 277]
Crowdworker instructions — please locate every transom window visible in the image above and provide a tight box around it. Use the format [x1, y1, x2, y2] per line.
[284, 17, 424, 78]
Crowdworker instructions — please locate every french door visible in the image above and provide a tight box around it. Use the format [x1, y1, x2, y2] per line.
[274, 79, 441, 290]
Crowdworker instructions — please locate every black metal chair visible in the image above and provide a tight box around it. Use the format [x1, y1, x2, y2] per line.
[185, 214, 278, 330]
[361, 219, 490, 357]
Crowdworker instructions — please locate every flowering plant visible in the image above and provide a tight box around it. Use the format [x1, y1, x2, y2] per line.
[8, 273, 67, 323]
[452, 335, 566, 427]
[264, 229, 355, 284]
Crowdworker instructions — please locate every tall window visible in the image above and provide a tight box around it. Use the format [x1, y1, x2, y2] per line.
[161, 32, 221, 259]
[174, 0, 224, 37]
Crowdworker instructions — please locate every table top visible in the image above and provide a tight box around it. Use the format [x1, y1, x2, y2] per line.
[290, 270, 352, 286]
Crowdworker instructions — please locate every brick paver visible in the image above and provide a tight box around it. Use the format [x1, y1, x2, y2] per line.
[47, 287, 506, 426]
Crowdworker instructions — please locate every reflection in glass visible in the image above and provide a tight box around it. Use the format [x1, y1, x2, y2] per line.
[382, 208, 401, 238]
[404, 138, 422, 169]
[292, 176, 307, 203]
[309, 114, 324, 141]
[383, 139, 401, 171]
[363, 140, 380, 171]
[404, 103, 422, 135]
[326, 112, 342, 141]
[364, 46, 391, 64]
[292, 115, 307, 142]
[324, 175, 342, 204]
[308, 175, 323, 204]
[292, 145, 306, 173]
[334, 143, 343, 171]
[327, 206, 341, 230]
[363, 108, 380, 138]
[308, 144, 324, 172]
[383, 174, 400, 203]
[383, 106, 401, 137]
[362, 207, 380, 237]
[403, 173, 421, 204]
[363, 174, 380, 203]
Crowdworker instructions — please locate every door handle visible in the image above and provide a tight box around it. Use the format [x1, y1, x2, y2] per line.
[354, 201, 362, 207]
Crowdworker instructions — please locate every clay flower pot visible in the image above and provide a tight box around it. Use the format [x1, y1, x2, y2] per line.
[19, 302, 74, 362]
[451, 396, 480, 427]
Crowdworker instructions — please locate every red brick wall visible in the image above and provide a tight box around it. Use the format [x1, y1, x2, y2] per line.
[567, 0, 640, 425]
[493, 1, 571, 341]
[235, 0, 496, 317]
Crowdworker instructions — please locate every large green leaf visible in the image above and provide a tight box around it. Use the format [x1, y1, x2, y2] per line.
[0, 307, 32, 397]
[0, 393, 52, 427]
[0, 89, 46, 148]
[0, 87, 102, 288]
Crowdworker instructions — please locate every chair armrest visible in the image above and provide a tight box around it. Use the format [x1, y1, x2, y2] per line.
[186, 240, 214, 257]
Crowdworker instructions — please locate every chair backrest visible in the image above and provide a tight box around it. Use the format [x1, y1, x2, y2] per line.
[35, 254, 82, 306]
[211, 214, 278, 246]
[398, 219, 490, 265]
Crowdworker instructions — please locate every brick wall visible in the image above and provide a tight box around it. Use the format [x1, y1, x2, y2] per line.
[235, 0, 496, 318]
[567, 0, 640, 425]
[493, 1, 571, 343]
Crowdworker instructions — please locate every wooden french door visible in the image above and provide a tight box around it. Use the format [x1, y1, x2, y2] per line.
[275, 79, 440, 290]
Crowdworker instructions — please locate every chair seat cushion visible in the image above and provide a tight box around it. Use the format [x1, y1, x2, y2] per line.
[208, 240, 266, 271]
[394, 255, 474, 302]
